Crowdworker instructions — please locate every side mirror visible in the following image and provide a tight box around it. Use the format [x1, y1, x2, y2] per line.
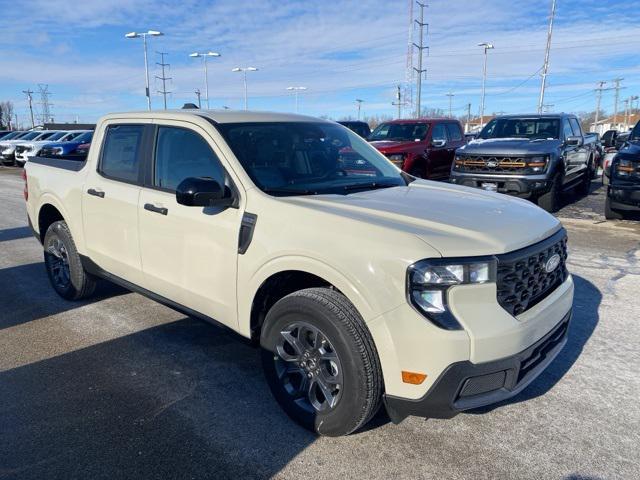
[176, 177, 234, 208]
[432, 139, 446, 148]
[566, 136, 583, 146]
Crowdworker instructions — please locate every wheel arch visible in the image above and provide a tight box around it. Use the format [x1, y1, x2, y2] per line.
[37, 202, 66, 244]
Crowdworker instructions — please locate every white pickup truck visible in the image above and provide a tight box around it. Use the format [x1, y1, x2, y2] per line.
[24, 110, 574, 436]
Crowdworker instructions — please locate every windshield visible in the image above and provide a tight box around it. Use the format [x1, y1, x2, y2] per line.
[35, 131, 58, 141]
[45, 132, 67, 141]
[217, 122, 408, 196]
[74, 131, 93, 143]
[2, 131, 24, 140]
[369, 122, 429, 142]
[479, 118, 560, 140]
[20, 132, 43, 140]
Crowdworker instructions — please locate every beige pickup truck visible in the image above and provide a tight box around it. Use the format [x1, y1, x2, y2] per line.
[24, 110, 574, 436]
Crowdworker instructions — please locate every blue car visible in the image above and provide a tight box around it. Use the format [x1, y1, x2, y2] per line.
[40, 131, 93, 158]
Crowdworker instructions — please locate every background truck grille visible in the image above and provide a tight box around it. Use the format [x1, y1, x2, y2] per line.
[14, 146, 28, 154]
[456, 155, 529, 174]
[496, 230, 568, 316]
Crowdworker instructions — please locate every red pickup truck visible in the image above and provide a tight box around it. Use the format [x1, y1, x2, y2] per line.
[369, 119, 466, 180]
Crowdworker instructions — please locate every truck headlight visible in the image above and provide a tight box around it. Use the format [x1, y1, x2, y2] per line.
[526, 156, 548, 172]
[387, 154, 405, 167]
[615, 158, 638, 177]
[407, 258, 497, 330]
[52, 147, 64, 155]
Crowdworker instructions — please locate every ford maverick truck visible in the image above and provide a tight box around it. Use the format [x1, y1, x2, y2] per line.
[451, 114, 597, 212]
[25, 110, 574, 436]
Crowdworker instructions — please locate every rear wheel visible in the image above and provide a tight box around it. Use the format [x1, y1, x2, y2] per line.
[604, 197, 624, 220]
[260, 287, 383, 436]
[44, 221, 96, 300]
[537, 172, 562, 212]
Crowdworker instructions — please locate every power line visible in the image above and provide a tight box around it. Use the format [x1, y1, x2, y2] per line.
[155, 52, 172, 110]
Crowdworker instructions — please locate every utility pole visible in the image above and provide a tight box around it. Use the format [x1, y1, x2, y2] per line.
[22, 89, 35, 128]
[466, 103, 472, 133]
[612, 77, 624, 129]
[445, 92, 454, 118]
[538, 0, 556, 114]
[355, 99, 364, 120]
[37, 84, 52, 125]
[413, 1, 428, 118]
[392, 85, 403, 118]
[195, 89, 202, 108]
[155, 52, 171, 110]
[623, 98, 630, 130]
[593, 81, 608, 133]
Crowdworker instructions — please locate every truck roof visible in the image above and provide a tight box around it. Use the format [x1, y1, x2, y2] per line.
[379, 118, 458, 124]
[99, 110, 331, 125]
[493, 113, 575, 119]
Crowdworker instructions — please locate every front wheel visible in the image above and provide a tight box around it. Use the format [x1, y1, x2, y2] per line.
[44, 221, 96, 300]
[260, 288, 383, 436]
[604, 197, 624, 220]
[537, 173, 563, 212]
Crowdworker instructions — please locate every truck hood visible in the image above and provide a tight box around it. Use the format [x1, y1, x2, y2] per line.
[284, 180, 561, 257]
[617, 140, 640, 159]
[369, 140, 418, 153]
[459, 138, 562, 156]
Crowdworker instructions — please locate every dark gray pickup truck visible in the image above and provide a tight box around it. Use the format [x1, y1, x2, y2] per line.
[450, 114, 597, 212]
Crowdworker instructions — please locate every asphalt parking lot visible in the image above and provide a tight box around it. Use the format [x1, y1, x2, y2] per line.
[0, 166, 638, 480]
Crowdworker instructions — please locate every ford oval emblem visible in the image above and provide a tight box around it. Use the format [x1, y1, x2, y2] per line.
[544, 254, 561, 273]
[486, 160, 498, 168]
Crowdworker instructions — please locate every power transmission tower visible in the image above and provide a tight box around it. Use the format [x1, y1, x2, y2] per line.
[445, 92, 454, 118]
[22, 89, 35, 128]
[155, 52, 172, 110]
[538, 0, 556, 114]
[413, 1, 428, 118]
[612, 77, 624, 128]
[195, 89, 202, 108]
[37, 84, 53, 125]
[392, 85, 404, 119]
[404, 0, 415, 116]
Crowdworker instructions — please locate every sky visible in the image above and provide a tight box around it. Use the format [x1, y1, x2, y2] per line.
[1, 0, 639, 126]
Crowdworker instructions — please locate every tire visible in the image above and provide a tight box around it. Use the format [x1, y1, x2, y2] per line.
[43, 220, 96, 300]
[260, 287, 383, 436]
[604, 197, 624, 220]
[537, 172, 562, 212]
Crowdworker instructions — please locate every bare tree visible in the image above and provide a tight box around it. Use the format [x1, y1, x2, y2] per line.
[0, 101, 15, 129]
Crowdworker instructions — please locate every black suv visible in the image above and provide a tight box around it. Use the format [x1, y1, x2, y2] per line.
[605, 120, 640, 219]
[450, 114, 597, 212]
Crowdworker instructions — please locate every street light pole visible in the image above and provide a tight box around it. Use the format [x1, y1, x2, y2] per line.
[478, 42, 494, 126]
[125, 30, 164, 110]
[190, 51, 221, 109]
[286, 86, 307, 113]
[538, 0, 557, 114]
[355, 99, 364, 120]
[232, 67, 258, 110]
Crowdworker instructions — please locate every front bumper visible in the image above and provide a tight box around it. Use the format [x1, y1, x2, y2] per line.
[450, 171, 551, 198]
[608, 183, 640, 211]
[384, 310, 571, 423]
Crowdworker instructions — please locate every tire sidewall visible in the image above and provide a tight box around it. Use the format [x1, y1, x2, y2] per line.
[43, 221, 85, 299]
[260, 294, 371, 436]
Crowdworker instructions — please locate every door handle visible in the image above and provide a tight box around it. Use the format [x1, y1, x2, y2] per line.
[87, 188, 105, 198]
[144, 203, 168, 216]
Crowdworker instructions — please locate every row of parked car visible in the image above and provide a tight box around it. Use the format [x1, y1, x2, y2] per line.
[340, 114, 638, 219]
[0, 129, 93, 167]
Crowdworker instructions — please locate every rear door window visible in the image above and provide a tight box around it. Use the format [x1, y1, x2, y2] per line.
[100, 125, 145, 183]
[569, 118, 582, 137]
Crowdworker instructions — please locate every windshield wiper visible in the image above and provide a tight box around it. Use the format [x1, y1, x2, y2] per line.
[342, 182, 400, 192]
[262, 187, 315, 196]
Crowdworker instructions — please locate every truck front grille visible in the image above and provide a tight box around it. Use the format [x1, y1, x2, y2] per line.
[496, 230, 568, 316]
[455, 155, 529, 174]
[15, 146, 28, 154]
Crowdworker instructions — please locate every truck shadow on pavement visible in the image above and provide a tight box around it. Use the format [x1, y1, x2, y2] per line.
[0, 317, 314, 480]
[469, 274, 600, 414]
[0, 262, 128, 330]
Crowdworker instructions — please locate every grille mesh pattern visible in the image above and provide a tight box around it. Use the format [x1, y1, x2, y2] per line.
[456, 155, 529, 174]
[496, 233, 568, 316]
